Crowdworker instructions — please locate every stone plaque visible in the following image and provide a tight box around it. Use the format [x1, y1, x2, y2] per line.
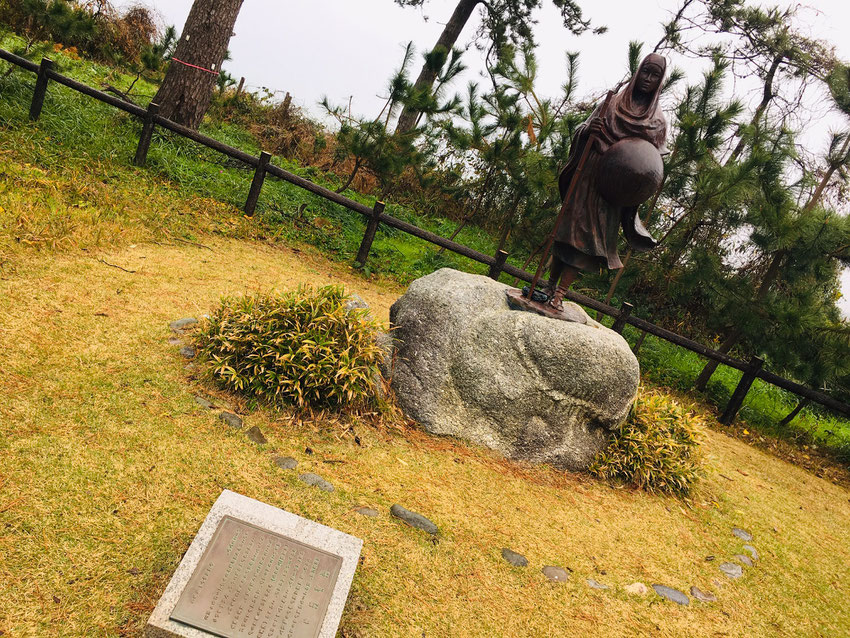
[170, 516, 342, 638]
[147, 491, 362, 638]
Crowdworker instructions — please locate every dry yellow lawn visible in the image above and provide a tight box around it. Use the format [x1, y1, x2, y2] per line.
[1, 239, 849, 637]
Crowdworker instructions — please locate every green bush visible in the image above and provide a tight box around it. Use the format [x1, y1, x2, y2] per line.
[589, 388, 704, 497]
[195, 286, 383, 411]
[1, 1, 159, 66]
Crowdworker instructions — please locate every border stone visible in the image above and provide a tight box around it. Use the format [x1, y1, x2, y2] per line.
[586, 578, 609, 590]
[719, 562, 743, 579]
[300, 473, 335, 493]
[145, 490, 362, 638]
[273, 456, 298, 470]
[344, 294, 370, 315]
[194, 396, 214, 410]
[732, 527, 753, 542]
[542, 566, 568, 583]
[690, 586, 717, 602]
[501, 548, 528, 567]
[170, 318, 198, 332]
[390, 504, 438, 535]
[624, 582, 649, 596]
[652, 584, 689, 605]
[245, 425, 267, 445]
[219, 411, 243, 429]
[742, 544, 759, 561]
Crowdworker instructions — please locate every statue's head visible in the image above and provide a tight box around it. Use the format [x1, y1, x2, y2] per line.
[634, 54, 666, 97]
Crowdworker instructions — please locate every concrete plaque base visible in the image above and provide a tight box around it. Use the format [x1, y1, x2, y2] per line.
[146, 490, 362, 638]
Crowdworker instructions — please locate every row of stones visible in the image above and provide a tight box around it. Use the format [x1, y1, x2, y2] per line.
[169, 318, 441, 535]
[214, 385, 762, 606]
[204, 399, 441, 534]
[270, 453, 440, 534]
[170, 317, 759, 607]
[500, 525, 759, 605]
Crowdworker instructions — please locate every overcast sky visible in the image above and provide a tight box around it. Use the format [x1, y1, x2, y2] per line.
[116, 0, 850, 118]
[114, 0, 850, 316]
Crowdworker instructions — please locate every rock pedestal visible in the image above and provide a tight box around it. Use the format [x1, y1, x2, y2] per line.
[387, 268, 640, 470]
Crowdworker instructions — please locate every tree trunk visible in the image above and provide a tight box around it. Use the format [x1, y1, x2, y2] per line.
[728, 53, 783, 162]
[336, 158, 363, 194]
[437, 164, 495, 254]
[153, 0, 244, 129]
[803, 134, 850, 213]
[694, 250, 785, 391]
[693, 326, 742, 391]
[394, 0, 480, 135]
[496, 220, 512, 253]
[690, 56, 789, 391]
[495, 194, 522, 253]
[778, 398, 810, 427]
[632, 330, 648, 354]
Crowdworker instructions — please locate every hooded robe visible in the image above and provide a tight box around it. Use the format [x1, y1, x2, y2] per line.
[554, 53, 668, 272]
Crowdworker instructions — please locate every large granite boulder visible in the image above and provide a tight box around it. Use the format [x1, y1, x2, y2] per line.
[387, 268, 640, 470]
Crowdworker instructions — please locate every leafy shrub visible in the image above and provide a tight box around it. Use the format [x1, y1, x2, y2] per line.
[589, 388, 704, 497]
[1, 0, 159, 67]
[195, 286, 383, 411]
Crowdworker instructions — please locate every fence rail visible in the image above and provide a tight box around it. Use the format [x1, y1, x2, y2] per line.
[3, 49, 849, 425]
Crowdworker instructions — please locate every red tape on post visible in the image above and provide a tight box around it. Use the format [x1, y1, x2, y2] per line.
[170, 57, 219, 75]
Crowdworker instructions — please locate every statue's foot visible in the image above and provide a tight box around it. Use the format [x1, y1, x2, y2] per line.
[548, 285, 568, 312]
[505, 288, 588, 324]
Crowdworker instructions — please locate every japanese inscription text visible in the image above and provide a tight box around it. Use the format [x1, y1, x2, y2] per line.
[170, 516, 343, 638]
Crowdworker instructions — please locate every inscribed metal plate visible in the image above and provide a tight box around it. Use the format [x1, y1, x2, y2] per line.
[170, 515, 343, 638]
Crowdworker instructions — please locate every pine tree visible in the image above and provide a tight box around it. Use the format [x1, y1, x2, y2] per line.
[392, 0, 597, 135]
[322, 42, 464, 197]
[152, 0, 243, 129]
[651, 0, 848, 391]
[16, 0, 97, 50]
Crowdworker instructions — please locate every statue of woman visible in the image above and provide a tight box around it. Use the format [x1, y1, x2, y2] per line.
[545, 53, 668, 311]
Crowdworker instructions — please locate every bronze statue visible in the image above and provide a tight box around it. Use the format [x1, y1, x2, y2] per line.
[510, 53, 668, 322]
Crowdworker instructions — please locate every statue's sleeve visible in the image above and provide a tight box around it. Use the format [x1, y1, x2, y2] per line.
[558, 121, 591, 200]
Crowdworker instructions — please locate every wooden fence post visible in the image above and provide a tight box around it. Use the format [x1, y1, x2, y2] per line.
[355, 201, 385, 267]
[611, 302, 634, 334]
[632, 330, 648, 354]
[719, 356, 764, 425]
[244, 151, 272, 216]
[29, 57, 54, 121]
[488, 249, 509, 280]
[133, 102, 160, 167]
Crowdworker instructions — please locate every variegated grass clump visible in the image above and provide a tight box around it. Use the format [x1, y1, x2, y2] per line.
[589, 388, 704, 497]
[196, 286, 383, 411]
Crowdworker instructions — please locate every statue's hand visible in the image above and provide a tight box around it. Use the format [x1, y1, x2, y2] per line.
[588, 118, 605, 136]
